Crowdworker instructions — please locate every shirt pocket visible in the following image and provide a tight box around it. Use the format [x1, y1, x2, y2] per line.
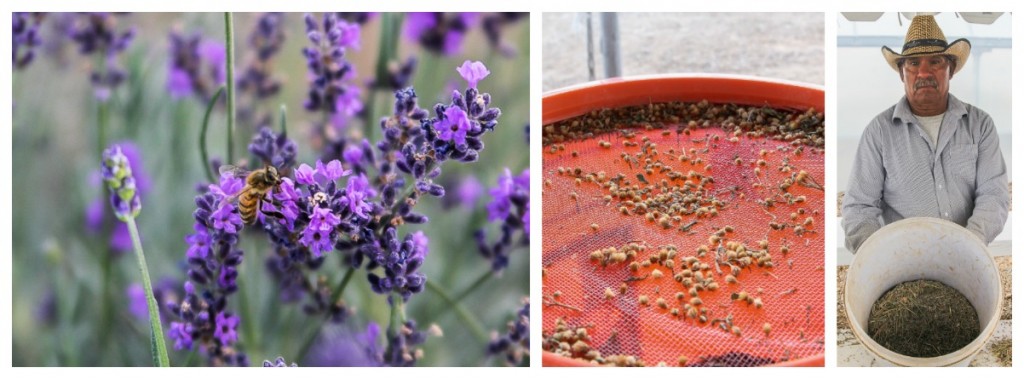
[944, 144, 978, 188]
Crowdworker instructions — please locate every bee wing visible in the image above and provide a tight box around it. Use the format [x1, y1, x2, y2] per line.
[219, 165, 251, 178]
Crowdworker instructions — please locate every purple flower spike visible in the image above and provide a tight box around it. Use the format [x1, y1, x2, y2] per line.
[295, 163, 316, 185]
[168, 322, 194, 350]
[318, 159, 349, 182]
[211, 203, 243, 235]
[437, 106, 470, 145]
[335, 20, 361, 50]
[300, 223, 334, 258]
[487, 168, 514, 222]
[523, 201, 530, 236]
[213, 312, 240, 346]
[198, 40, 227, 84]
[344, 174, 375, 218]
[185, 223, 211, 260]
[457, 60, 490, 89]
[127, 283, 148, 320]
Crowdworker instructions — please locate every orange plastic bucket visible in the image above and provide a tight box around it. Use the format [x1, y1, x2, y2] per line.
[542, 75, 825, 367]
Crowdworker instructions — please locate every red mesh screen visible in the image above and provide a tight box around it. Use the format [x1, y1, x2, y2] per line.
[542, 105, 824, 367]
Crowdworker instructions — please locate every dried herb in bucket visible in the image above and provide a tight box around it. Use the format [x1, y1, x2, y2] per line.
[867, 279, 980, 357]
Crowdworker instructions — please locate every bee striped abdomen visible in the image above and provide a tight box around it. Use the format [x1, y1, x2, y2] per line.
[239, 188, 261, 224]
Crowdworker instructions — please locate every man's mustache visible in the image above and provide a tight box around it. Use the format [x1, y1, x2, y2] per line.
[915, 78, 938, 89]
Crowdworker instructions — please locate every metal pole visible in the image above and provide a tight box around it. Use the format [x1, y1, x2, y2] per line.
[600, 12, 621, 78]
[586, 12, 596, 81]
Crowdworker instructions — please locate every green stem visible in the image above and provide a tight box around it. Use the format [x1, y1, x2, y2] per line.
[98, 101, 109, 160]
[96, 51, 110, 160]
[125, 217, 170, 367]
[365, 13, 402, 139]
[278, 104, 288, 137]
[200, 87, 225, 183]
[387, 293, 404, 337]
[224, 12, 236, 164]
[425, 280, 489, 344]
[454, 270, 493, 304]
[238, 270, 257, 357]
[294, 266, 356, 363]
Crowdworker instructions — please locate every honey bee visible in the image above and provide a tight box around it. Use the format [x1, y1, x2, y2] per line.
[219, 165, 284, 224]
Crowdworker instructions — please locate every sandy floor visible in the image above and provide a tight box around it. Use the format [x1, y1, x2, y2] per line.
[543, 13, 825, 92]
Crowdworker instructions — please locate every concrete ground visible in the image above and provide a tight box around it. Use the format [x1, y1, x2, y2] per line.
[542, 12, 825, 92]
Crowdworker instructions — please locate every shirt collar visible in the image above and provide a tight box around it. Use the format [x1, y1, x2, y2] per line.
[891, 93, 969, 125]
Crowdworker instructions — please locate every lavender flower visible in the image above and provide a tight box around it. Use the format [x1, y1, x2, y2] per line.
[213, 311, 240, 345]
[456, 60, 490, 89]
[166, 171, 253, 365]
[167, 30, 226, 101]
[306, 322, 383, 366]
[441, 175, 483, 209]
[302, 13, 364, 131]
[127, 278, 181, 322]
[366, 227, 428, 301]
[481, 13, 528, 57]
[403, 13, 479, 56]
[238, 13, 286, 128]
[383, 320, 431, 366]
[263, 356, 298, 367]
[477, 168, 530, 272]
[69, 13, 134, 101]
[487, 298, 529, 365]
[87, 142, 152, 252]
[373, 57, 418, 91]
[101, 146, 141, 221]
[13, 13, 44, 70]
[436, 106, 470, 145]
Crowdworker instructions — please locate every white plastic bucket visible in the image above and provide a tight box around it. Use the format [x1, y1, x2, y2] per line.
[844, 217, 1003, 366]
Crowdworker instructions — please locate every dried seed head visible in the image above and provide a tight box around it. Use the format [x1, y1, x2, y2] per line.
[763, 322, 772, 337]
[619, 283, 628, 294]
[675, 292, 685, 301]
[605, 287, 616, 300]
[572, 340, 590, 354]
[553, 291, 562, 298]
[628, 262, 640, 272]
[731, 326, 742, 336]
[590, 250, 604, 261]
[753, 297, 763, 309]
[651, 269, 664, 279]
[590, 223, 599, 231]
[656, 298, 668, 309]
[639, 295, 649, 306]
[610, 252, 627, 263]
[690, 297, 703, 306]
[678, 355, 688, 366]
[725, 275, 737, 284]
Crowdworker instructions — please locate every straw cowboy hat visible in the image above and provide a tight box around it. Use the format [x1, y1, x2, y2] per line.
[881, 15, 971, 75]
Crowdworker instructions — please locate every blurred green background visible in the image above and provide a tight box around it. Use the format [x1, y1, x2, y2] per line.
[12, 12, 529, 366]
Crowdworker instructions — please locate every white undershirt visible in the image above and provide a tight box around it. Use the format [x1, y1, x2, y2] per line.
[915, 113, 944, 146]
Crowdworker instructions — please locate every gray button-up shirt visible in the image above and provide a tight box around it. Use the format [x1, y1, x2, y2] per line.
[842, 94, 1009, 253]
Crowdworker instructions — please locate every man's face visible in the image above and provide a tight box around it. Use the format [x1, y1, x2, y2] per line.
[900, 55, 952, 112]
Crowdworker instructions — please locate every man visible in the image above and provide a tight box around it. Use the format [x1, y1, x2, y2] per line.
[842, 15, 1009, 253]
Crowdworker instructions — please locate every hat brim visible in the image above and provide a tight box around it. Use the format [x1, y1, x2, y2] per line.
[882, 38, 971, 75]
